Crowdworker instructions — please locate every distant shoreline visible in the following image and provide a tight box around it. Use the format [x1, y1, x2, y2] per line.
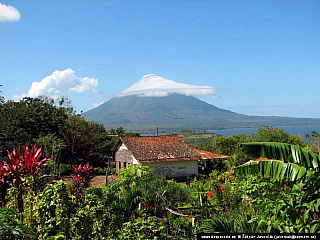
[142, 124, 320, 141]
[208, 124, 320, 141]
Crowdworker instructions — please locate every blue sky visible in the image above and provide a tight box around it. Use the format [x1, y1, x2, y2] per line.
[1, 1, 319, 118]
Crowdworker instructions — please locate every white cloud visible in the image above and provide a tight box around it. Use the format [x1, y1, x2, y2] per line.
[13, 68, 100, 100]
[69, 77, 98, 93]
[92, 102, 104, 108]
[118, 74, 217, 98]
[0, 3, 21, 23]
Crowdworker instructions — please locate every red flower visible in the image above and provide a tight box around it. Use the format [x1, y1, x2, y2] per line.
[220, 183, 225, 191]
[208, 190, 214, 198]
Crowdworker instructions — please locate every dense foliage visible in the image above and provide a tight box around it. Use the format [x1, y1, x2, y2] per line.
[195, 126, 310, 172]
[0, 97, 135, 171]
[1, 149, 319, 238]
[0, 95, 319, 237]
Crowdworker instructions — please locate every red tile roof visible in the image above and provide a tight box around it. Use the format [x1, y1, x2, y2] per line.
[119, 135, 200, 163]
[193, 148, 229, 159]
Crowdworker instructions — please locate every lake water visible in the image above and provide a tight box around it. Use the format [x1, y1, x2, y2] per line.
[208, 125, 320, 141]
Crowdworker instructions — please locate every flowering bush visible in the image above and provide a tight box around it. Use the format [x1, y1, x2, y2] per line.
[71, 162, 93, 202]
[239, 171, 320, 233]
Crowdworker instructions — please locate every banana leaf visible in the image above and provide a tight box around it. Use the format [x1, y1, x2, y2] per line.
[239, 142, 320, 170]
[234, 142, 319, 181]
[234, 160, 306, 181]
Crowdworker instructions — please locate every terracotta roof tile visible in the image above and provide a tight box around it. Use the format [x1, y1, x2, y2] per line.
[120, 135, 200, 163]
[193, 148, 229, 159]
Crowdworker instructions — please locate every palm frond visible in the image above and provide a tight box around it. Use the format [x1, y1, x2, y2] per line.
[234, 142, 319, 181]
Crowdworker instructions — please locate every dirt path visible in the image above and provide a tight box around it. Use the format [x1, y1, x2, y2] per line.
[90, 175, 119, 187]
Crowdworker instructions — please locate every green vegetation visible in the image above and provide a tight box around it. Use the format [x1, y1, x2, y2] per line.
[0, 97, 137, 171]
[195, 126, 309, 172]
[306, 131, 320, 154]
[179, 130, 218, 147]
[1, 158, 319, 238]
[1, 95, 320, 237]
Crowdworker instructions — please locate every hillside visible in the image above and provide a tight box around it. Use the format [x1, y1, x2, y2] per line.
[84, 94, 320, 133]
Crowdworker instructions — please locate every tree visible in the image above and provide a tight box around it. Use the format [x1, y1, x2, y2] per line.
[211, 134, 250, 156]
[0, 96, 114, 168]
[0, 97, 69, 158]
[210, 134, 250, 168]
[0, 84, 5, 105]
[35, 133, 66, 176]
[109, 127, 125, 136]
[306, 131, 320, 154]
[63, 115, 111, 166]
[251, 126, 306, 147]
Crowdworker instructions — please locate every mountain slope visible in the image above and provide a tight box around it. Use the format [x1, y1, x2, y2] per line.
[84, 94, 320, 133]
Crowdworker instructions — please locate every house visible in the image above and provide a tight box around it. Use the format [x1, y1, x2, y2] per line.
[114, 135, 201, 178]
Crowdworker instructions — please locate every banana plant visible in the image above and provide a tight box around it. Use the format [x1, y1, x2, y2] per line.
[234, 142, 320, 181]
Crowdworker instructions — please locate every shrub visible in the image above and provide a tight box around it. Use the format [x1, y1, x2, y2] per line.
[59, 164, 72, 176]
[71, 162, 93, 202]
[0, 208, 35, 239]
[239, 172, 320, 233]
[1, 144, 49, 212]
[119, 164, 152, 185]
[33, 181, 75, 239]
[118, 217, 167, 239]
[93, 167, 106, 175]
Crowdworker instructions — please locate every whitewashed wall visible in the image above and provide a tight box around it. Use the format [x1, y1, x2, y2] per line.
[115, 143, 139, 173]
[148, 161, 198, 178]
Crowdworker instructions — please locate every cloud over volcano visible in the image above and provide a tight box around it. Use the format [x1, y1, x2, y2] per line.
[118, 74, 217, 98]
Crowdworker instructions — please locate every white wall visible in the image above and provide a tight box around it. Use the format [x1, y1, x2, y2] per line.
[148, 161, 198, 178]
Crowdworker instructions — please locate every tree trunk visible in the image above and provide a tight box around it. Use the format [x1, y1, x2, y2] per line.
[17, 184, 24, 213]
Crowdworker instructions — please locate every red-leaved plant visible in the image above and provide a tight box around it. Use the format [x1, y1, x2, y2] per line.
[0, 144, 49, 211]
[21, 144, 48, 177]
[71, 162, 93, 202]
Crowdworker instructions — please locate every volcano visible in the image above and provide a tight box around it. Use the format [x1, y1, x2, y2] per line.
[85, 74, 320, 133]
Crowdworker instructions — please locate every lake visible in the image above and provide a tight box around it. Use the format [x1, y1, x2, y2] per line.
[208, 125, 320, 141]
